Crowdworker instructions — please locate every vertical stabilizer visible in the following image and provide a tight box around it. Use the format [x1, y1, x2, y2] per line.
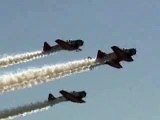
[43, 42, 51, 52]
[48, 93, 56, 101]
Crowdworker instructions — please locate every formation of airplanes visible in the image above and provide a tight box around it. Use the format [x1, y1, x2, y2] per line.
[0, 38, 137, 119]
[44, 39, 136, 103]
[48, 90, 86, 103]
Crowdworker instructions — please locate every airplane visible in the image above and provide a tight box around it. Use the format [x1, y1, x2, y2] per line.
[95, 46, 136, 69]
[48, 90, 87, 103]
[60, 90, 86, 103]
[43, 39, 84, 53]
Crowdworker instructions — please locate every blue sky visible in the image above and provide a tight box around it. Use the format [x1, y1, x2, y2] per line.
[0, 0, 160, 120]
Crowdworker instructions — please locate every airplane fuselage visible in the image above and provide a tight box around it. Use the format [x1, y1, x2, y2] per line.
[98, 52, 119, 63]
[62, 40, 84, 50]
[105, 53, 119, 61]
[97, 51, 134, 68]
[95, 46, 136, 69]
[100, 50, 134, 64]
[71, 91, 86, 98]
[60, 90, 86, 103]
[42, 45, 62, 54]
[55, 39, 84, 51]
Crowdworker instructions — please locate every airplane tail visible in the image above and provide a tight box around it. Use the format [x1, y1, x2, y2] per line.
[48, 93, 56, 101]
[96, 50, 106, 61]
[43, 42, 51, 52]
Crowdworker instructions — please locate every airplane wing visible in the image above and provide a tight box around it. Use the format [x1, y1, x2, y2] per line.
[111, 46, 123, 55]
[55, 39, 74, 50]
[111, 46, 135, 62]
[105, 60, 122, 69]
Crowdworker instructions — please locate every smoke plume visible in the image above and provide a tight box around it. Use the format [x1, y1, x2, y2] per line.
[0, 58, 97, 93]
[0, 96, 66, 120]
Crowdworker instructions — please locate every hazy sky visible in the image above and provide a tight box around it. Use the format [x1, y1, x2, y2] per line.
[0, 0, 160, 120]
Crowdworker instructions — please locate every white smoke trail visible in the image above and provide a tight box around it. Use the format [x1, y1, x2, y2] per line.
[0, 96, 67, 120]
[0, 58, 97, 93]
[0, 51, 45, 68]
[0, 45, 61, 68]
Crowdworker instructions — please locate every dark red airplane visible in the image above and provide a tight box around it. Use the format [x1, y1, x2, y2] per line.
[43, 39, 84, 53]
[60, 90, 86, 103]
[95, 46, 136, 69]
[48, 90, 86, 103]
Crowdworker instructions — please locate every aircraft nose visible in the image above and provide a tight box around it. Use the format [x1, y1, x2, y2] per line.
[130, 48, 136, 55]
[81, 91, 87, 97]
[80, 40, 84, 46]
[77, 40, 84, 46]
